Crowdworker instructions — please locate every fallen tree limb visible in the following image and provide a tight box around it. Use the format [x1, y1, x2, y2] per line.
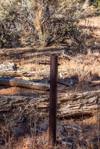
[36, 90, 100, 119]
[0, 89, 99, 120]
[0, 46, 64, 59]
[0, 78, 49, 91]
[0, 46, 65, 54]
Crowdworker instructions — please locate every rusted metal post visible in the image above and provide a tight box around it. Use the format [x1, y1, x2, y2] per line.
[96, 98, 100, 147]
[49, 54, 58, 146]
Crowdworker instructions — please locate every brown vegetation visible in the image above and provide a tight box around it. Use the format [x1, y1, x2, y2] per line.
[0, 1, 100, 149]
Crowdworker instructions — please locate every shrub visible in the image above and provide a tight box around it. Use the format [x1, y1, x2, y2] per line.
[0, 0, 91, 50]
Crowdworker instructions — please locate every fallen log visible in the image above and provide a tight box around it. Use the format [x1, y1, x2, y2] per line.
[0, 90, 99, 120]
[36, 90, 100, 119]
[0, 78, 49, 91]
[0, 46, 65, 55]
[59, 90, 100, 119]
[0, 46, 65, 59]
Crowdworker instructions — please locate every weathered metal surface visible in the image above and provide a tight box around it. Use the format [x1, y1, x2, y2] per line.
[49, 54, 58, 145]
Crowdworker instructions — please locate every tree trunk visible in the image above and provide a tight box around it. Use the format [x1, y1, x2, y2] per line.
[33, 1, 50, 46]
